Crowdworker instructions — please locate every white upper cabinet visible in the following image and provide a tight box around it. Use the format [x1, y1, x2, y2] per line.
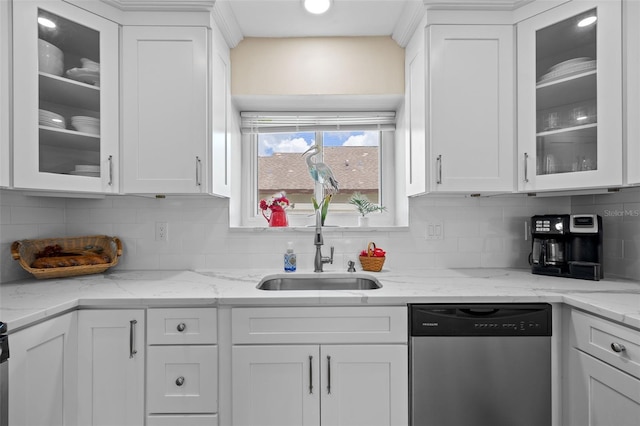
[122, 26, 208, 194]
[210, 24, 231, 198]
[626, 0, 640, 186]
[0, 0, 10, 188]
[405, 21, 514, 196]
[517, 0, 623, 192]
[427, 24, 514, 194]
[405, 24, 426, 197]
[12, 0, 119, 193]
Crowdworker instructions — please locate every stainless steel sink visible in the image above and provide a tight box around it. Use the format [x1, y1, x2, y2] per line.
[257, 273, 382, 291]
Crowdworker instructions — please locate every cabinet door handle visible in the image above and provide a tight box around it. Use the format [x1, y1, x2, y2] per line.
[524, 153, 529, 183]
[108, 155, 113, 186]
[176, 376, 185, 386]
[309, 355, 313, 394]
[129, 319, 137, 358]
[326, 355, 332, 395]
[177, 322, 186, 332]
[195, 156, 202, 186]
[611, 342, 626, 353]
[436, 155, 443, 184]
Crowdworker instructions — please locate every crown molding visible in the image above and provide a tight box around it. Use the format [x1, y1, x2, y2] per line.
[212, 1, 244, 48]
[392, 1, 426, 48]
[423, 0, 532, 11]
[100, 0, 215, 12]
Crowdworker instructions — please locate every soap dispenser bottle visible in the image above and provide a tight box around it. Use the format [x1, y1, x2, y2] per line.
[284, 242, 296, 272]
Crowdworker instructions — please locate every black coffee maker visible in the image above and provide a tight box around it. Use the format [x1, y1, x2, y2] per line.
[530, 214, 603, 281]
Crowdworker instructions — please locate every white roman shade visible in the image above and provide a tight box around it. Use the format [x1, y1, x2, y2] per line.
[240, 111, 396, 134]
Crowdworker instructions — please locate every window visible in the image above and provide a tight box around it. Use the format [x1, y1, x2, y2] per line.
[237, 112, 396, 227]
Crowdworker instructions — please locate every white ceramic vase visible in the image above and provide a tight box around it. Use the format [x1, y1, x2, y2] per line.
[358, 216, 369, 227]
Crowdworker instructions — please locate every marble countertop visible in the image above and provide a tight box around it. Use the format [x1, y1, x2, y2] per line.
[1, 268, 639, 332]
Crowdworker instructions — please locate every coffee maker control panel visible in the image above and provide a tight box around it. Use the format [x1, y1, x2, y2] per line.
[533, 216, 566, 234]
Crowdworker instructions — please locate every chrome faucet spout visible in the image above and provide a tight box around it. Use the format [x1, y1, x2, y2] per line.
[313, 210, 333, 272]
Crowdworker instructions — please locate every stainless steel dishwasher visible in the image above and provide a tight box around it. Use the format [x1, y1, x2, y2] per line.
[409, 303, 552, 426]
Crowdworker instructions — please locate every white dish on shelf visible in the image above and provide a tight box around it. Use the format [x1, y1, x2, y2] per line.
[69, 170, 100, 177]
[71, 123, 100, 134]
[38, 39, 64, 76]
[75, 164, 100, 172]
[80, 58, 100, 71]
[538, 59, 596, 84]
[39, 109, 66, 128]
[548, 57, 592, 72]
[65, 68, 100, 86]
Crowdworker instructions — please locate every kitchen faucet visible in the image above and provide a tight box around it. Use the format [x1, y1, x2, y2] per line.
[314, 210, 334, 272]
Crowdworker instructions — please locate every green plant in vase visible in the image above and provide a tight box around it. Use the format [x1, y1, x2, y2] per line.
[349, 192, 386, 226]
[312, 194, 332, 226]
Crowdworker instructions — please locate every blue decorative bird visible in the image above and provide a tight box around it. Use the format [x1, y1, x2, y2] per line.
[302, 144, 339, 194]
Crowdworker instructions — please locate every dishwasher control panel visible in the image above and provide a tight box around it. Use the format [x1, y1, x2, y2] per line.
[409, 303, 552, 336]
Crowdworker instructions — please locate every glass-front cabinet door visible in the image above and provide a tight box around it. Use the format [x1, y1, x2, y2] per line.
[517, 0, 622, 192]
[12, 0, 118, 193]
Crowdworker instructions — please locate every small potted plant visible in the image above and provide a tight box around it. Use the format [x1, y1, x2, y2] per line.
[348, 192, 386, 227]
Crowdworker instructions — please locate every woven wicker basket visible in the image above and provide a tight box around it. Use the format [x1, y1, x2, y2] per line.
[359, 241, 385, 272]
[11, 235, 122, 279]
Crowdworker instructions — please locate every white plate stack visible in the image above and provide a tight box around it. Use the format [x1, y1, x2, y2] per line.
[70, 164, 100, 177]
[39, 109, 66, 129]
[70, 116, 100, 135]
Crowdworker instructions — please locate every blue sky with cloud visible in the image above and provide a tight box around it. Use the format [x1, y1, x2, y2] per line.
[259, 131, 379, 156]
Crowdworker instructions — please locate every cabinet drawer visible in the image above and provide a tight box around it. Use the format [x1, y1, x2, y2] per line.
[232, 306, 407, 344]
[147, 308, 217, 345]
[147, 346, 218, 413]
[147, 414, 218, 426]
[571, 309, 640, 379]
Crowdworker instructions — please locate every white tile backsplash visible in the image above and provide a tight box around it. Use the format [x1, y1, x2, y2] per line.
[571, 186, 640, 281]
[12, 187, 640, 283]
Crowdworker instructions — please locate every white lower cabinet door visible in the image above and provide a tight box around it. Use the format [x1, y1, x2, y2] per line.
[8, 312, 77, 426]
[77, 310, 145, 426]
[232, 345, 320, 426]
[567, 349, 640, 426]
[320, 345, 408, 426]
[147, 345, 218, 414]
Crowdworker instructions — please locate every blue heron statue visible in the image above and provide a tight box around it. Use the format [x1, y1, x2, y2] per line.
[302, 144, 339, 194]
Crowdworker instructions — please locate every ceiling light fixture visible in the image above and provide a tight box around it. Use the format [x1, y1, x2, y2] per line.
[38, 16, 56, 28]
[577, 16, 597, 27]
[304, 0, 331, 15]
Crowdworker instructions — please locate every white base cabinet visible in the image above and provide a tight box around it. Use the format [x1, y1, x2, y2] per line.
[231, 307, 408, 426]
[232, 344, 407, 426]
[8, 312, 77, 426]
[77, 309, 145, 426]
[147, 308, 219, 424]
[564, 309, 640, 425]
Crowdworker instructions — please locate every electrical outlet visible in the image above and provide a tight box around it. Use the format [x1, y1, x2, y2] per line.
[156, 222, 168, 242]
[426, 221, 444, 240]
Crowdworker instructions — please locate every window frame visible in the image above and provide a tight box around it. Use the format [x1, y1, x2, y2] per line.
[236, 129, 396, 228]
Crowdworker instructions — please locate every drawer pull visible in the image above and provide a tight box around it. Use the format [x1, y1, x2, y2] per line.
[177, 322, 186, 332]
[611, 342, 626, 353]
[176, 376, 185, 386]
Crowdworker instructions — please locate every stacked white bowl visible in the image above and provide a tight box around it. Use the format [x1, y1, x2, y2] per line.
[38, 39, 64, 76]
[70, 116, 100, 135]
[39, 109, 66, 129]
[70, 164, 100, 177]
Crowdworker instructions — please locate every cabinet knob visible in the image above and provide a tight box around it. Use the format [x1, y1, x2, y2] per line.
[177, 322, 186, 332]
[611, 342, 626, 353]
[176, 376, 185, 386]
